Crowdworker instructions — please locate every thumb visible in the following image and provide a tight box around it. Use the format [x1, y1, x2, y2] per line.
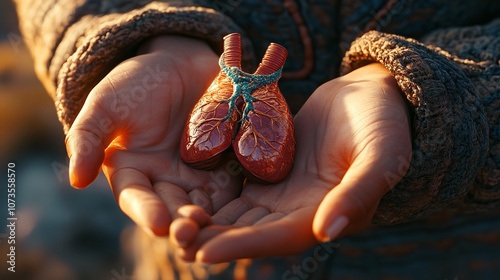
[312, 153, 410, 242]
[65, 95, 117, 189]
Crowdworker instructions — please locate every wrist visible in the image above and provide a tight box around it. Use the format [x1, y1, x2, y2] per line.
[346, 63, 412, 122]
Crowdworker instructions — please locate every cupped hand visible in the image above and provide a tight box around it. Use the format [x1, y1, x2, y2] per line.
[65, 36, 243, 236]
[172, 63, 412, 263]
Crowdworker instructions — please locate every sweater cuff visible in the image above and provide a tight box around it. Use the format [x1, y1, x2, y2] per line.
[54, 2, 251, 133]
[341, 31, 489, 224]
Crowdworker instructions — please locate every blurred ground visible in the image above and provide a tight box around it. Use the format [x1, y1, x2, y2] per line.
[0, 1, 133, 279]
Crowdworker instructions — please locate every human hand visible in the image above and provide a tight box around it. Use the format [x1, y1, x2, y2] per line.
[65, 36, 243, 236]
[171, 63, 412, 263]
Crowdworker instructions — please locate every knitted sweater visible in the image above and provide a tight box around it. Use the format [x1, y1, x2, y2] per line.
[14, 0, 500, 278]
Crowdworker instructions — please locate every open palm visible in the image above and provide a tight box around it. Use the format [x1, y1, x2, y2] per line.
[65, 36, 243, 236]
[172, 63, 412, 263]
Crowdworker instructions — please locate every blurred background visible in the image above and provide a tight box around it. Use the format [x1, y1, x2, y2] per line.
[0, 1, 134, 279]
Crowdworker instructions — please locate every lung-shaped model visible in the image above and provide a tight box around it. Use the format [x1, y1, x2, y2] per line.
[180, 33, 295, 184]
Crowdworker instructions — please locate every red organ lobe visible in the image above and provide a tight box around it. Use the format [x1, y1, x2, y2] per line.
[180, 33, 296, 183]
[234, 43, 295, 183]
[179, 34, 242, 169]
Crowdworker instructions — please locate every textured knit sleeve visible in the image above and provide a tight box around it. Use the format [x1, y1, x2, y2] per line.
[14, 0, 251, 133]
[341, 19, 500, 224]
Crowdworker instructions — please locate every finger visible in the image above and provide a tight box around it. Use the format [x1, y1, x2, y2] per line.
[211, 198, 252, 225]
[153, 181, 193, 217]
[170, 217, 199, 248]
[65, 93, 116, 189]
[178, 205, 212, 227]
[312, 153, 409, 242]
[233, 207, 270, 226]
[108, 167, 170, 236]
[254, 212, 285, 225]
[196, 208, 317, 264]
[177, 225, 231, 262]
[176, 207, 275, 261]
[154, 182, 215, 245]
[170, 205, 212, 248]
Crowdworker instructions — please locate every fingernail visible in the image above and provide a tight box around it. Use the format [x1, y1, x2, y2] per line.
[324, 216, 349, 242]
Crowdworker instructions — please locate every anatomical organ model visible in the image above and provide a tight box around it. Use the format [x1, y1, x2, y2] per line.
[180, 33, 295, 184]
